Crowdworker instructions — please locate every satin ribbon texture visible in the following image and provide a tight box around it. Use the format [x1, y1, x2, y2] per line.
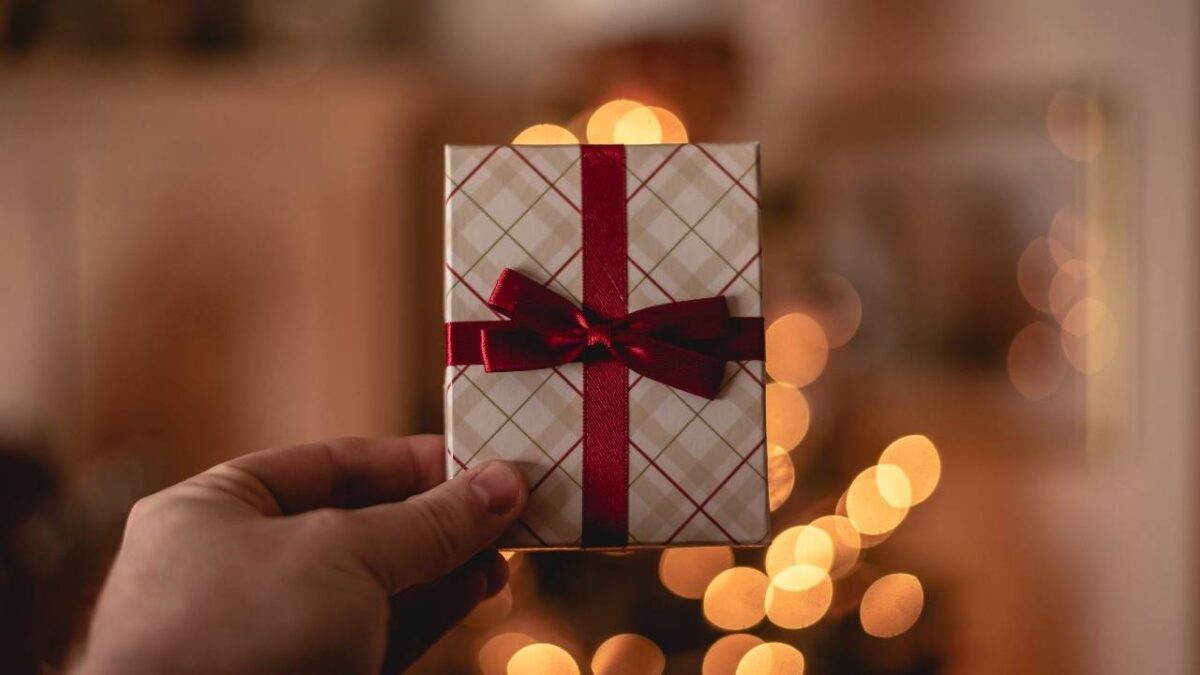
[445, 268, 764, 400]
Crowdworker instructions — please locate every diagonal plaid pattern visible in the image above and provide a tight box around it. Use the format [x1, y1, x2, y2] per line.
[445, 143, 767, 548]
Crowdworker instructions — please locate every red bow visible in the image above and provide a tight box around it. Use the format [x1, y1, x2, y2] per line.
[445, 269, 763, 399]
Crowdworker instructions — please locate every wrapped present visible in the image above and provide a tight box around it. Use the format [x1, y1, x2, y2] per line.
[444, 143, 768, 549]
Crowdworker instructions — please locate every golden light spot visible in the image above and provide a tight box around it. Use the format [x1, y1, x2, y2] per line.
[1007, 321, 1069, 401]
[513, 124, 579, 145]
[878, 435, 940, 506]
[613, 106, 663, 145]
[767, 445, 795, 511]
[765, 384, 811, 452]
[792, 525, 834, 571]
[1047, 265, 1086, 320]
[804, 273, 862, 348]
[703, 634, 764, 675]
[845, 466, 910, 535]
[765, 564, 833, 629]
[1061, 297, 1109, 337]
[1016, 238, 1056, 314]
[591, 634, 665, 675]
[480, 633, 536, 675]
[1061, 303, 1118, 374]
[860, 573, 924, 638]
[703, 567, 769, 631]
[764, 526, 802, 578]
[735, 642, 805, 675]
[765, 313, 829, 387]
[808, 515, 861, 579]
[1046, 90, 1104, 162]
[765, 525, 832, 578]
[647, 106, 688, 143]
[508, 643, 580, 675]
[587, 99, 644, 144]
[463, 584, 513, 627]
[1048, 208, 1107, 269]
[835, 491, 893, 548]
[659, 546, 734, 599]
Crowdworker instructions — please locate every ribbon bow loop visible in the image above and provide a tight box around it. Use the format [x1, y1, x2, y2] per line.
[459, 268, 761, 399]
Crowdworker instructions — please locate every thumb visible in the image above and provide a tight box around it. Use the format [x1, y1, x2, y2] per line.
[348, 461, 528, 593]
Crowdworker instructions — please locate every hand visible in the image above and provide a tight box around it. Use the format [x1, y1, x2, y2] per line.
[72, 436, 528, 675]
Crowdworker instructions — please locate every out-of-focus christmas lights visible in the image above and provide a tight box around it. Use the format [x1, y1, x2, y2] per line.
[860, 573, 925, 638]
[474, 100, 941, 675]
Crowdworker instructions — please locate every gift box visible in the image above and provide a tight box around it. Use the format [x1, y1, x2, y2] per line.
[444, 143, 768, 549]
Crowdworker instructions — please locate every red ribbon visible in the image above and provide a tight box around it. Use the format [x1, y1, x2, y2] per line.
[445, 145, 763, 547]
[444, 269, 764, 399]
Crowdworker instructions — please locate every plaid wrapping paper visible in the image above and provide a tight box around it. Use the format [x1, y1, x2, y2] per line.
[444, 143, 768, 549]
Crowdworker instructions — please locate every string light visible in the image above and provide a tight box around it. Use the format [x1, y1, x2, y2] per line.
[765, 384, 810, 452]
[659, 546, 734, 599]
[735, 642, 805, 675]
[703, 634, 764, 675]
[591, 634, 665, 675]
[765, 564, 833, 629]
[613, 106, 663, 144]
[587, 99, 644, 144]
[480, 633, 536, 675]
[845, 466, 910, 535]
[507, 643, 580, 675]
[860, 573, 924, 638]
[765, 313, 829, 387]
[703, 567, 769, 631]
[513, 124, 579, 145]
[767, 445, 796, 511]
[878, 435, 941, 506]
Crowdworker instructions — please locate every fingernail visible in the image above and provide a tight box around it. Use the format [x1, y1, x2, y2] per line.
[470, 462, 521, 515]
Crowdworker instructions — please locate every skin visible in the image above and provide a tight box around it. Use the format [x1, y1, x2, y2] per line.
[70, 435, 528, 675]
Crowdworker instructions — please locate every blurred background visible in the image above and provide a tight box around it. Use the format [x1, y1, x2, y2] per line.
[0, 1, 1195, 674]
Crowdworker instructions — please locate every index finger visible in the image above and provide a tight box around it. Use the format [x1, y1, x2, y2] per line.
[216, 435, 447, 515]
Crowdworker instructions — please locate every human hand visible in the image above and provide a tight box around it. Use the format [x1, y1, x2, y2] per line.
[72, 436, 528, 675]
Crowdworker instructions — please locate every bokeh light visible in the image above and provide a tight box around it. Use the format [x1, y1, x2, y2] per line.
[878, 435, 941, 505]
[1007, 321, 1069, 401]
[647, 106, 688, 143]
[1061, 302, 1119, 374]
[765, 525, 832, 578]
[1061, 297, 1109, 337]
[765, 564, 833, 629]
[765, 384, 811, 451]
[613, 105, 664, 144]
[587, 99, 644, 144]
[659, 546, 734, 599]
[860, 573, 925, 638]
[591, 633, 665, 675]
[1046, 90, 1104, 162]
[836, 491, 894, 549]
[480, 633, 536, 675]
[767, 445, 795, 511]
[463, 584, 513, 627]
[765, 313, 829, 387]
[512, 124, 579, 145]
[1048, 208, 1107, 269]
[735, 642, 805, 675]
[1016, 237, 1056, 314]
[703, 634, 764, 675]
[703, 567, 769, 631]
[804, 273, 863, 348]
[845, 466, 911, 535]
[808, 515, 862, 579]
[507, 643, 580, 675]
